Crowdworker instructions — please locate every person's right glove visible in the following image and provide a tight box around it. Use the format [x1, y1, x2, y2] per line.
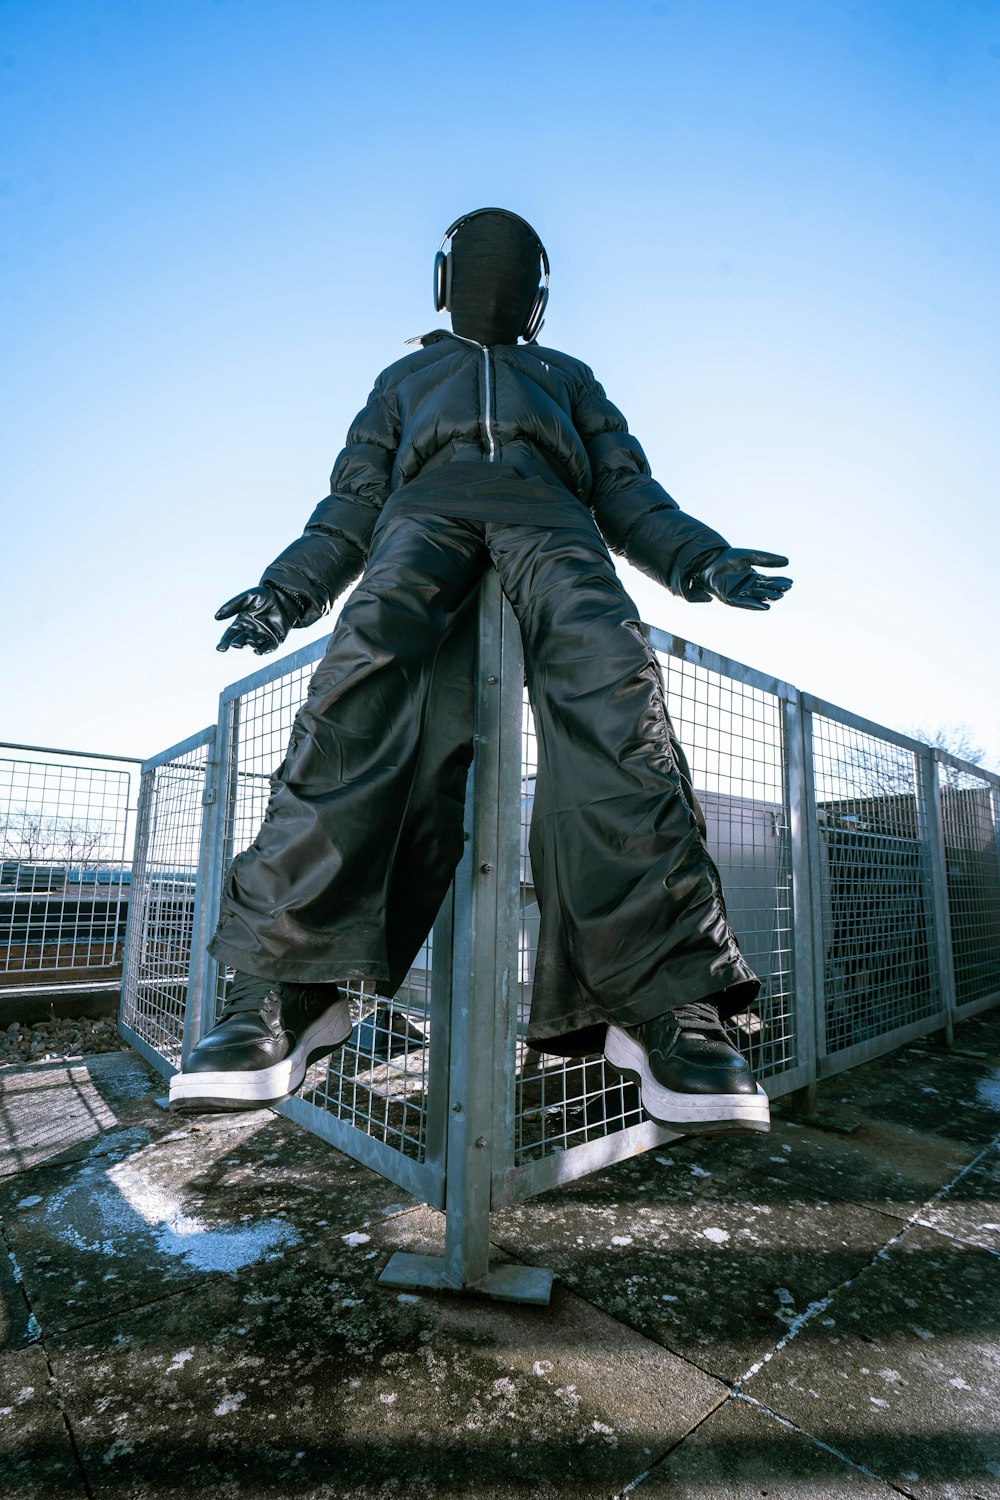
[692, 548, 793, 611]
[214, 583, 309, 654]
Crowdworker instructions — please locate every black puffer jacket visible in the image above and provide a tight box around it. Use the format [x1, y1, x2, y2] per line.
[263, 330, 728, 621]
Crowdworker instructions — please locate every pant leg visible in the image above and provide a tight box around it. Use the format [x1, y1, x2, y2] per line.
[208, 512, 489, 988]
[485, 513, 759, 1047]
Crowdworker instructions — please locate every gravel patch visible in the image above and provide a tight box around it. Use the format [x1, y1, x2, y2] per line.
[1, 1015, 128, 1067]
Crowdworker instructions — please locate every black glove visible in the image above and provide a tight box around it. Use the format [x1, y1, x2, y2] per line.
[214, 584, 307, 654]
[693, 548, 793, 611]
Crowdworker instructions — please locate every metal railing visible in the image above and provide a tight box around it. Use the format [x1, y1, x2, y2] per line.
[1, 743, 140, 997]
[118, 578, 1000, 1301]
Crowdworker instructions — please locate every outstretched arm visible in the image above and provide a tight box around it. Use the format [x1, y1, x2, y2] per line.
[216, 376, 400, 653]
[572, 366, 792, 608]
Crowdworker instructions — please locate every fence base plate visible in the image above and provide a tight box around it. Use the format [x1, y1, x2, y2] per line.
[378, 1251, 555, 1306]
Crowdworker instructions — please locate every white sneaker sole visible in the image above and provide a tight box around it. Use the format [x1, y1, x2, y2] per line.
[168, 1000, 354, 1113]
[604, 1023, 770, 1135]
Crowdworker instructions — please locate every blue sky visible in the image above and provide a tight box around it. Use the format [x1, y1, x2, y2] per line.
[3, 0, 999, 768]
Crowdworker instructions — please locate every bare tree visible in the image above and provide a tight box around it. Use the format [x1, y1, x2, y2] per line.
[906, 725, 998, 793]
[0, 807, 113, 867]
[909, 724, 997, 774]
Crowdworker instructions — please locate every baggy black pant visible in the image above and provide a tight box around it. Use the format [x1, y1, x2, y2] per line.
[208, 507, 759, 1052]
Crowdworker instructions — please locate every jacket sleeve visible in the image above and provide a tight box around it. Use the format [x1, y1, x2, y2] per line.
[260, 374, 400, 624]
[572, 365, 728, 601]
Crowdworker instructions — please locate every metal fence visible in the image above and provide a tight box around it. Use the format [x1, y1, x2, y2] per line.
[0, 743, 140, 996]
[118, 578, 1000, 1302]
[120, 730, 214, 1069]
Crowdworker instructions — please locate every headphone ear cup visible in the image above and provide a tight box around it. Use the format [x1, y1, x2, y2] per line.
[433, 250, 448, 312]
[522, 287, 549, 342]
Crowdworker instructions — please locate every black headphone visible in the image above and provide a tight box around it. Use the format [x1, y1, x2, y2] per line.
[434, 207, 550, 343]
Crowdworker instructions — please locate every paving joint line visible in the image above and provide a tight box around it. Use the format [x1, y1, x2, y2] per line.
[36, 1336, 96, 1500]
[0, 1139, 161, 1180]
[610, 1383, 924, 1498]
[732, 1392, 916, 1496]
[2, 1218, 42, 1344]
[732, 1135, 998, 1391]
[609, 1389, 731, 1499]
[37, 1274, 220, 1339]
[21, 1202, 425, 1341]
[732, 1106, 993, 1208]
[2, 1220, 94, 1498]
[909, 1215, 1000, 1259]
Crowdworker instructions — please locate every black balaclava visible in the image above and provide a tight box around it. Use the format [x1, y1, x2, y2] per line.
[449, 210, 542, 346]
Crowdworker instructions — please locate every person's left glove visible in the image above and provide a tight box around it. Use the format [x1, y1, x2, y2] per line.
[692, 548, 793, 611]
[214, 583, 309, 654]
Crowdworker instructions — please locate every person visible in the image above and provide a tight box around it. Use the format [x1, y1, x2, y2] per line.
[168, 208, 792, 1135]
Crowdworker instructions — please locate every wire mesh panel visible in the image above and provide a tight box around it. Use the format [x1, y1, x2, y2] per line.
[810, 713, 941, 1059]
[214, 648, 446, 1179]
[513, 699, 645, 1168]
[508, 634, 796, 1185]
[657, 646, 794, 1081]
[119, 734, 212, 1066]
[937, 766, 1000, 1012]
[0, 753, 133, 985]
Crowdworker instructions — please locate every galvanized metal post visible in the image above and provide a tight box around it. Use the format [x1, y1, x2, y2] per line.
[117, 768, 153, 1034]
[183, 701, 237, 1056]
[918, 749, 958, 1045]
[440, 568, 505, 1292]
[491, 590, 528, 1199]
[783, 691, 824, 1113]
[379, 572, 553, 1304]
[180, 723, 227, 1063]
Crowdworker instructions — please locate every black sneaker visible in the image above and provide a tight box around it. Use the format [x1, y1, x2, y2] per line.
[168, 972, 353, 1114]
[604, 1000, 770, 1135]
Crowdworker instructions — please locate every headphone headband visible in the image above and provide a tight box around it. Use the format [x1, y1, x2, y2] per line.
[438, 207, 550, 286]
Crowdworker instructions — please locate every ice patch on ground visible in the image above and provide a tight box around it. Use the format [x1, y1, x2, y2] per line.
[214, 1392, 246, 1416]
[51, 1158, 300, 1274]
[975, 1070, 1000, 1110]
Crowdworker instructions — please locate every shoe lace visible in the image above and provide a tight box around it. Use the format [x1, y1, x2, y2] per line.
[671, 1000, 726, 1035]
[219, 973, 277, 1019]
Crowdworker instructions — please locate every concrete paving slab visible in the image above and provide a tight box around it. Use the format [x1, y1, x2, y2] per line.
[47, 1205, 726, 1499]
[627, 1392, 901, 1497]
[0, 1103, 416, 1336]
[715, 1113, 976, 1225]
[491, 1139, 905, 1384]
[946, 1013, 1000, 1063]
[0, 1053, 175, 1179]
[0, 1221, 35, 1352]
[743, 1222, 1000, 1498]
[915, 1143, 1000, 1253]
[817, 1039, 1000, 1148]
[0, 1343, 85, 1499]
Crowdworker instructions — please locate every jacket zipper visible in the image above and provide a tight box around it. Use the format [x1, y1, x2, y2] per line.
[450, 333, 497, 462]
[482, 346, 497, 461]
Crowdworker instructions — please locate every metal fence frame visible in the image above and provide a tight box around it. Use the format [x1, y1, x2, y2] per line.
[1, 742, 140, 997]
[118, 727, 217, 1075]
[119, 579, 1000, 1302]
